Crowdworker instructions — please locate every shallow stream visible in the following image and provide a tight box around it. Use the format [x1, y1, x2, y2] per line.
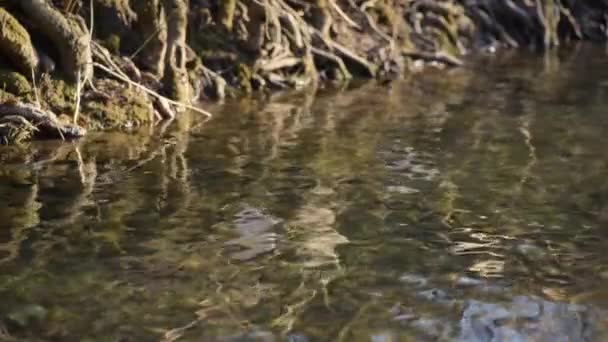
[2, 46, 608, 341]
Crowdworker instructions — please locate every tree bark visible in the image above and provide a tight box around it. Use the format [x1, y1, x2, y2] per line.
[132, 0, 167, 77]
[311, 0, 332, 37]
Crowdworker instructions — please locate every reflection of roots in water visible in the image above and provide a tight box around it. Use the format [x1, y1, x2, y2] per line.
[0, 139, 132, 264]
[336, 300, 374, 342]
[252, 85, 392, 334]
[0, 321, 17, 342]
[160, 320, 198, 342]
[437, 178, 459, 228]
[270, 254, 346, 333]
[513, 114, 537, 202]
[268, 267, 344, 335]
[158, 256, 251, 341]
[0, 167, 39, 266]
[0, 113, 201, 267]
[271, 283, 318, 335]
[277, 201, 348, 324]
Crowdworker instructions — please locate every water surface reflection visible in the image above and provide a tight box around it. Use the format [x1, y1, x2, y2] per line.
[2, 45, 608, 341]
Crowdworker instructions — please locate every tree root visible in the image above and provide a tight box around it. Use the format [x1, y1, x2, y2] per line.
[0, 102, 87, 140]
[19, 0, 93, 82]
[0, 8, 39, 76]
[162, 0, 191, 104]
[402, 49, 463, 67]
[0, 0, 606, 144]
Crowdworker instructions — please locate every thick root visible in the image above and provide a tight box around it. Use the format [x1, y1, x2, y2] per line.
[131, 0, 168, 77]
[219, 0, 237, 31]
[161, 0, 191, 104]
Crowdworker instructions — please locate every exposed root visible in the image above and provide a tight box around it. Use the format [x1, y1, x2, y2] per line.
[19, 0, 93, 82]
[0, 8, 39, 76]
[0, 102, 86, 140]
[0, 0, 606, 143]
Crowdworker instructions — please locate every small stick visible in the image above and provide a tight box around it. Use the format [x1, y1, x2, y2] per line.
[75, 144, 86, 184]
[30, 68, 40, 108]
[87, 0, 97, 92]
[130, 27, 164, 60]
[73, 69, 82, 124]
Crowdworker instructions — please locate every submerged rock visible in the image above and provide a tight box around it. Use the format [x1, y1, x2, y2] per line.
[418, 288, 451, 302]
[399, 273, 429, 287]
[220, 330, 276, 342]
[224, 205, 281, 261]
[515, 243, 547, 261]
[82, 79, 154, 130]
[458, 296, 606, 342]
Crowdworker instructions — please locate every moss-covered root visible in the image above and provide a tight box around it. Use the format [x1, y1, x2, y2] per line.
[0, 8, 39, 76]
[19, 0, 93, 82]
[218, 0, 237, 31]
[162, 0, 191, 104]
[82, 79, 154, 130]
[0, 69, 32, 96]
[132, 0, 167, 77]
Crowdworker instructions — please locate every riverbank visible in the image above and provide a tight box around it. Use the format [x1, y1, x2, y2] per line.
[0, 0, 607, 144]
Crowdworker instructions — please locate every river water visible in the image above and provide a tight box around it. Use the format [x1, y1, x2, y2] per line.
[2, 46, 608, 341]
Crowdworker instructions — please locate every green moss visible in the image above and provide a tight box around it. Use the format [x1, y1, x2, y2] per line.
[236, 63, 252, 93]
[82, 79, 152, 130]
[0, 89, 17, 103]
[38, 75, 77, 115]
[104, 34, 121, 54]
[0, 69, 31, 95]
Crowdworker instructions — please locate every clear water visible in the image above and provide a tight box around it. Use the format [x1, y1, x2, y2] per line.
[2, 46, 608, 341]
